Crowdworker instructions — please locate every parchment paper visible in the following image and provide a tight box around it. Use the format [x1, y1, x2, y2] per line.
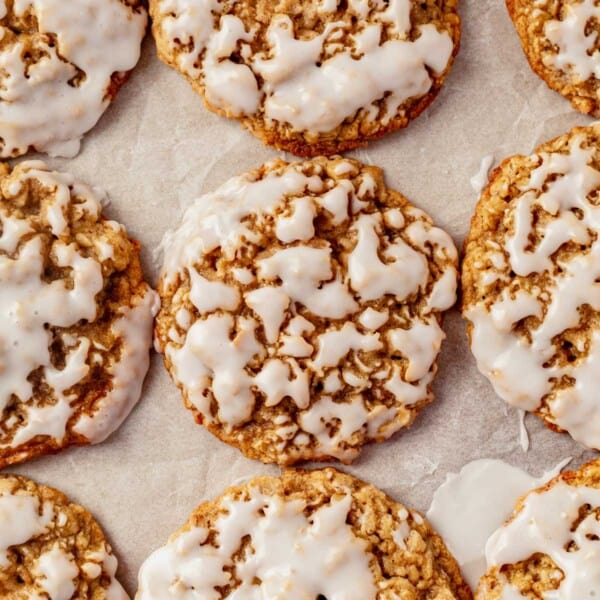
[7, 0, 598, 594]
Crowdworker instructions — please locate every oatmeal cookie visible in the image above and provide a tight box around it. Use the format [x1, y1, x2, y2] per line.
[0, 474, 128, 599]
[136, 468, 472, 600]
[476, 458, 600, 599]
[149, 0, 460, 157]
[462, 123, 600, 450]
[0, 0, 147, 158]
[0, 160, 159, 468]
[507, 0, 600, 116]
[156, 156, 458, 465]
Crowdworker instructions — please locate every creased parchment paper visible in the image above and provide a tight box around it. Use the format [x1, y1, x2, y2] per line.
[6, 0, 598, 594]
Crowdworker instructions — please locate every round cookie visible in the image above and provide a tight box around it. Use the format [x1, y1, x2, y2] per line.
[476, 458, 600, 599]
[156, 156, 458, 465]
[0, 474, 128, 599]
[149, 0, 460, 157]
[136, 467, 472, 599]
[462, 124, 600, 451]
[0, 160, 159, 468]
[507, 0, 600, 116]
[0, 0, 147, 158]
[462, 125, 600, 448]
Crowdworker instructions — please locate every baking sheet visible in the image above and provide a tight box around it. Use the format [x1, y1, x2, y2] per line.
[6, 0, 598, 593]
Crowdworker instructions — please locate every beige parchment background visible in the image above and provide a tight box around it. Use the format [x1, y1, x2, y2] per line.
[6, 0, 599, 594]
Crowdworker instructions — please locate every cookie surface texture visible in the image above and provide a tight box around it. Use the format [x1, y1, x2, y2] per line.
[507, 0, 600, 116]
[0, 474, 128, 599]
[0, 160, 159, 468]
[476, 458, 600, 599]
[149, 0, 460, 156]
[136, 467, 472, 600]
[156, 156, 458, 465]
[462, 124, 600, 450]
[0, 0, 147, 158]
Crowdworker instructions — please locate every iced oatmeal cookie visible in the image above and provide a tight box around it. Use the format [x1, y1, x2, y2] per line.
[136, 468, 472, 600]
[156, 156, 458, 465]
[477, 458, 600, 599]
[0, 160, 158, 468]
[0, 0, 147, 158]
[149, 0, 460, 156]
[507, 0, 600, 116]
[0, 474, 128, 599]
[462, 123, 600, 450]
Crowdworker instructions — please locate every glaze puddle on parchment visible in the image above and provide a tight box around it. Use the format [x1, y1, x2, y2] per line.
[426, 458, 571, 590]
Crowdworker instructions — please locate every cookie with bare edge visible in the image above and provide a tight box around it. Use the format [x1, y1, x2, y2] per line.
[156, 156, 458, 465]
[476, 458, 600, 599]
[0, 474, 128, 599]
[462, 123, 600, 451]
[0, 160, 159, 468]
[136, 467, 472, 599]
[149, 0, 460, 157]
[507, 0, 600, 116]
[0, 0, 146, 158]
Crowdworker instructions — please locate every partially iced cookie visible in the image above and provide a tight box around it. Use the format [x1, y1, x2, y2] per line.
[0, 0, 147, 158]
[507, 0, 600, 116]
[477, 458, 600, 599]
[0, 160, 158, 468]
[462, 123, 600, 450]
[136, 468, 472, 600]
[156, 157, 458, 465]
[0, 474, 128, 599]
[149, 0, 460, 156]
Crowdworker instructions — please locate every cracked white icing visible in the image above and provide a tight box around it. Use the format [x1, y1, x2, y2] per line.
[160, 159, 457, 462]
[0, 0, 146, 157]
[154, 0, 454, 135]
[465, 131, 600, 450]
[544, 0, 600, 82]
[136, 485, 377, 599]
[0, 479, 129, 599]
[0, 161, 158, 456]
[486, 468, 600, 598]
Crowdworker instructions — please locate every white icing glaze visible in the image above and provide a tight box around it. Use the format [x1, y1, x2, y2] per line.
[0, 483, 129, 598]
[0, 162, 157, 450]
[33, 544, 79, 600]
[426, 458, 571, 591]
[348, 212, 428, 301]
[311, 323, 382, 371]
[161, 160, 457, 459]
[544, 0, 600, 82]
[470, 155, 494, 194]
[486, 472, 600, 598]
[466, 133, 600, 449]
[156, 0, 454, 134]
[0, 492, 52, 567]
[136, 486, 377, 599]
[189, 269, 240, 315]
[72, 288, 160, 444]
[358, 307, 389, 330]
[517, 409, 529, 452]
[388, 319, 444, 382]
[0, 0, 146, 157]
